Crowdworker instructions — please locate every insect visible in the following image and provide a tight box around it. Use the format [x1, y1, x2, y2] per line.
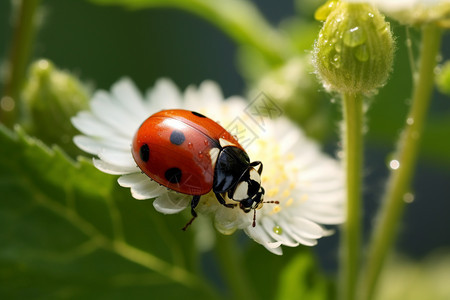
[131, 109, 272, 230]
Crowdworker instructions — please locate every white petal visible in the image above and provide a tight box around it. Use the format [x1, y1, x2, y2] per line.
[73, 135, 130, 156]
[72, 112, 118, 138]
[261, 217, 299, 247]
[291, 217, 325, 239]
[214, 206, 251, 234]
[98, 149, 135, 168]
[244, 224, 281, 248]
[153, 192, 190, 214]
[93, 158, 138, 175]
[279, 219, 318, 246]
[196, 81, 224, 107]
[264, 244, 283, 255]
[117, 173, 149, 187]
[129, 179, 167, 200]
[90, 91, 141, 136]
[145, 78, 183, 111]
[111, 78, 149, 120]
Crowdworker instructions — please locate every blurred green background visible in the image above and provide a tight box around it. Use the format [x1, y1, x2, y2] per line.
[1, 0, 450, 299]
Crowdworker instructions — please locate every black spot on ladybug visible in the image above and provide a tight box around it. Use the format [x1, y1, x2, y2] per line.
[165, 167, 182, 184]
[140, 144, 150, 162]
[191, 111, 207, 118]
[170, 130, 185, 145]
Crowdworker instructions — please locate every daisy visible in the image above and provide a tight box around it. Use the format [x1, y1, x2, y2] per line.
[71, 78, 345, 255]
[347, 0, 450, 25]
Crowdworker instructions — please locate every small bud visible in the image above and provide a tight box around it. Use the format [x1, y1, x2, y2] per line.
[313, 2, 394, 95]
[22, 59, 90, 156]
[436, 61, 450, 96]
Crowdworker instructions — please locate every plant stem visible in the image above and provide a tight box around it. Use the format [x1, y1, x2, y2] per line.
[215, 234, 256, 300]
[1, 0, 41, 127]
[340, 92, 364, 300]
[359, 24, 442, 300]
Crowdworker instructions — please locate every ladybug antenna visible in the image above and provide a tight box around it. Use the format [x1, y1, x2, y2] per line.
[252, 200, 280, 227]
[264, 200, 280, 205]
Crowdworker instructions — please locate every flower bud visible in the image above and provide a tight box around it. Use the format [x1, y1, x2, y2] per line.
[22, 59, 90, 156]
[313, 1, 394, 95]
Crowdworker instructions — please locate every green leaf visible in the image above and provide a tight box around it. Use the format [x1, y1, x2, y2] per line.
[0, 125, 217, 299]
[274, 250, 332, 300]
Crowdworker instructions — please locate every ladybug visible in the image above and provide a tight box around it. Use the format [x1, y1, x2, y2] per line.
[131, 109, 267, 230]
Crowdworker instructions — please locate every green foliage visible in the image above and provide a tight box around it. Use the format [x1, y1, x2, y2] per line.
[2, 0, 450, 299]
[0, 125, 215, 299]
[275, 252, 332, 300]
[0, 125, 329, 299]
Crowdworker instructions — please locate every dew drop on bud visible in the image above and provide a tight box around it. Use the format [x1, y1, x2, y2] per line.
[343, 26, 367, 47]
[355, 44, 369, 62]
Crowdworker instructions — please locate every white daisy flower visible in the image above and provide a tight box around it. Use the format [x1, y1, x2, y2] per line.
[348, 0, 450, 25]
[72, 78, 345, 255]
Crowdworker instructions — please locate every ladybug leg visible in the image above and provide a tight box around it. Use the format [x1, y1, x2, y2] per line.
[182, 195, 200, 231]
[215, 192, 236, 209]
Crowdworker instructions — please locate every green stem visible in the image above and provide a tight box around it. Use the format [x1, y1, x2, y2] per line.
[90, 0, 288, 62]
[340, 92, 364, 300]
[359, 24, 442, 300]
[214, 234, 256, 300]
[1, 0, 41, 127]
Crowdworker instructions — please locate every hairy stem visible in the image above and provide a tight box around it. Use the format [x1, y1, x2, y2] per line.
[359, 24, 442, 300]
[340, 92, 364, 300]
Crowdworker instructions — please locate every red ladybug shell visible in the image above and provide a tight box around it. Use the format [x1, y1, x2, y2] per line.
[132, 109, 244, 195]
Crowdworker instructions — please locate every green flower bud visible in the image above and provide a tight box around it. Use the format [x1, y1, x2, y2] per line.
[22, 59, 90, 156]
[436, 61, 450, 96]
[313, 1, 394, 95]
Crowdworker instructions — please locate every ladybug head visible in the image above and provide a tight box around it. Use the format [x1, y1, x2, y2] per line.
[228, 162, 265, 213]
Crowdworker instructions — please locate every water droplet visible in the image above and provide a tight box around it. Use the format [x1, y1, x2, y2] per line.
[273, 225, 283, 235]
[331, 54, 341, 68]
[187, 142, 193, 149]
[406, 117, 414, 125]
[403, 192, 415, 203]
[198, 151, 204, 159]
[204, 139, 209, 146]
[343, 27, 367, 47]
[355, 44, 369, 62]
[389, 159, 400, 170]
[368, 12, 374, 18]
